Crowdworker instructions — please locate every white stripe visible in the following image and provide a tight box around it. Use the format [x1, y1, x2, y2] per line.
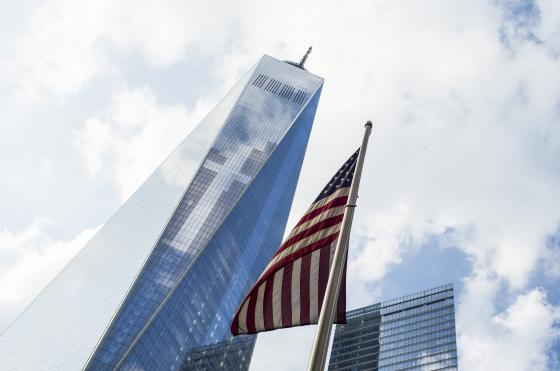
[272, 268, 284, 328]
[238, 299, 250, 334]
[329, 240, 336, 267]
[328, 241, 337, 313]
[254, 283, 266, 331]
[291, 258, 302, 326]
[309, 249, 321, 322]
[287, 205, 345, 238]
[264, 224, 342, 271]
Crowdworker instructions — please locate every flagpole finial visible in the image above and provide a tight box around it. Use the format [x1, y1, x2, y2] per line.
[365, 120, 373, 128]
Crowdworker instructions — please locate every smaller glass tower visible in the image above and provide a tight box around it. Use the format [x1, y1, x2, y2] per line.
[182, 336, 255, 370]
[328, 284, 458, 370]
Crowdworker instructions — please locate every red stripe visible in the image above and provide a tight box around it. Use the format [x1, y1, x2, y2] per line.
[318, 245, 331, 310]
[336, 256, 347, 324]
[295, 196, 348, 228]
[246, 290, 258, 333]
[299, 254, 311, 325]
[275, 214, 344, 256]
[263, 277, 274, 330]
[281, 263, 293, 327]
[231, 307, 240, 335]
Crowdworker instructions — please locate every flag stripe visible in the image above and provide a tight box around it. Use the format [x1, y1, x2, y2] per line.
[281, 263, 293, 327]
[255, 283, 266, 331]
[309, 249, 321, 321]
[238, 297, 249, 334]
[318, 243, 331, 310]
[337, 262, 347, 323]
[299, 254, 311, 325]
[272, 268, 283, 328]
[246, 291, 257, 333]
[291, 258, 302, 326]
[263, 277, 274, 331]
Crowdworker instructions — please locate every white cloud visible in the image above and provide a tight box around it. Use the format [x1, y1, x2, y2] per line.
[8, 0, 239, 99]
[14, 1, 109, 98]
[350, 209, 422, 283]
[458, 274, 560, 370]
[73, 86, 211, 200]
[536, 0, 560, 55]
[0, 219, 99, 332]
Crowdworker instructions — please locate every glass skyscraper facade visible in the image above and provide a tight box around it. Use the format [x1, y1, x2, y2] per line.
[329, 285, 458, 371]
[0, 55, 323, 370]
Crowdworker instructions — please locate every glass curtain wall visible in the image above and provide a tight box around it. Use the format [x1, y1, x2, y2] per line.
[329, 285, 458, 371]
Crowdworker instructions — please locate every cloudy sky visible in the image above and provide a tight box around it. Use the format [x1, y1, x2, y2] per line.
[1, 0, 559, 369]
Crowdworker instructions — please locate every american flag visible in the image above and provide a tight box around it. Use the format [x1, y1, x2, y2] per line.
[231, 149, 359, 335]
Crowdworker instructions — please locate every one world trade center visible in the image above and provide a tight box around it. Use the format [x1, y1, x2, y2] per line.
[0, 53, 324, 370]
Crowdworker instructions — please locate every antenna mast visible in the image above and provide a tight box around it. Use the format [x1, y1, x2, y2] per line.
[298, 46, 313, 68]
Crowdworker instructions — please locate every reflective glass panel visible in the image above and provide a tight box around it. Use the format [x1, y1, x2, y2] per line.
[329, 285, 458, 371]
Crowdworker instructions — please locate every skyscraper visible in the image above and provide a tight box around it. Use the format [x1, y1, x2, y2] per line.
[0, 54, 324, 370]
[328, 285, 458, 371]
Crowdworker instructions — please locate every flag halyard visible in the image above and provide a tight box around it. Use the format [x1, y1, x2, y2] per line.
[231, 149, 359, 335]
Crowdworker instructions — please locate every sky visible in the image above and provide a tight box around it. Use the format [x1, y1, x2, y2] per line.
[0, 0, 559, 370]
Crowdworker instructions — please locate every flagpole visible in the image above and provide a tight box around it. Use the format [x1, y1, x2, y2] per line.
[307, 121, 373, 371]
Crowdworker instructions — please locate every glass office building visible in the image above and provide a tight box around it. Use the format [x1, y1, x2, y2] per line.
[182, 336, 255, 370]
[0, 55, 323, 370]
[329, 285, 458, 371]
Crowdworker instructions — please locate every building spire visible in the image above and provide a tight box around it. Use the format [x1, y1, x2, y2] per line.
[284, 46, 313, 70]
[298, 46, 312, 69]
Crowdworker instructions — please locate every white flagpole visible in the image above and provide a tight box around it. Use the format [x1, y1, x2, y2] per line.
[307, 121, 373, 371]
